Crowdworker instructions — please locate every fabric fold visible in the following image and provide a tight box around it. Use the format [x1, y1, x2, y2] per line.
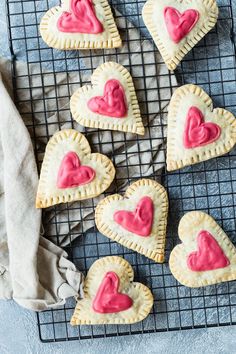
[0, 74, 83, 311]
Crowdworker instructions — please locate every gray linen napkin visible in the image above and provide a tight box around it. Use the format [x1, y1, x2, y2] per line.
[0, 72, 83, 310]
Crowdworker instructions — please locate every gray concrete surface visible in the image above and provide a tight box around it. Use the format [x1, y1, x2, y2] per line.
[1, 1, 236, 353]
[1, 300, 236, 354]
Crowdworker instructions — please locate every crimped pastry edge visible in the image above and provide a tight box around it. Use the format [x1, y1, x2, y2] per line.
[166, 84, 236, 171]
[142, 0, 219, 70]
[36, 129, 115, 208]
[70, 256, 154, 325]
[39, 0, 122, 50]
[70, 61, 145, 135]
[169, 211, 236, 287]
[95, 179, 168, 263]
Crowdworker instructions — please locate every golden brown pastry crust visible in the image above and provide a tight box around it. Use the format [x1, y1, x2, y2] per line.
[169, 211, 236, 287]
[40, 0, 122, 50]
[142, 0, 218, 70]
[36, 129, 115, 208]
[70, 62, 145, 135]
[95, 179, 168, 263]
[167, 84, 236, 171]
[71, 256, 154, 325]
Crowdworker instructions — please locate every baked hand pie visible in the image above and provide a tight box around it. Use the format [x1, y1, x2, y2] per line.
[169, 211, 236, 287]
[167, 84, 236, 171]
[40, 0, 121, 50]
[70, 62, 145, 135]
[95, 179, 168, 263]
[36, 129, 115, 208]
[142, 0, 218, 70]
[71, 256, 153, 325]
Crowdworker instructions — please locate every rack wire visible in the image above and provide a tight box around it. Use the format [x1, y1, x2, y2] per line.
[6, 0, 236, 343]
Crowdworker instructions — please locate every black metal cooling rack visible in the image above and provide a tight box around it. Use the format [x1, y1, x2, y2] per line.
[5, 0, 236, 343]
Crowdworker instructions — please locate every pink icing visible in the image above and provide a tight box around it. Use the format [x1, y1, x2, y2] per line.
[92, 272, 133, 313]
[87, 79, 127, 118]
[187, 230, 230, 272]
[114, 196, 154, 237]
[57, 151, 95, 189]
[183, 106, 221, 149]
[164, 7, 199, 43]
[57, 0, 103, 34]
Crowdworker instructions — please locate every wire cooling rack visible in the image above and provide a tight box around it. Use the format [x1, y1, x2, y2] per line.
[6, 0, 236, 343]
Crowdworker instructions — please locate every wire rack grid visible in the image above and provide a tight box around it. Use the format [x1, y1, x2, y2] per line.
[5, 0, 236, 343]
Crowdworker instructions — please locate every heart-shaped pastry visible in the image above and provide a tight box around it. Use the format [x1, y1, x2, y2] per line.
[40, 0, 121, 50]
[142, 0, 218, 70]
[71, 256, 153, 325]
[167, 84, 236, 171]
[70, 62, 145, 135]
[36, 129, 115, 208]
[169, 211, 236, 287]
[95, 179, 168, 263]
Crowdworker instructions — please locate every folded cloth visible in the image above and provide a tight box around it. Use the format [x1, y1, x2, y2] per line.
[0, 73, 83, 311]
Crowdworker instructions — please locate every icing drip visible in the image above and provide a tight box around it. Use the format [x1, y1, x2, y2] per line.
[114, 196, 154, 237]
[57, 151, 95, 189]
[164, 7, 199, 43]
[57, 0, 103, 34]
[183, 106, 221, 149]
[92, 272, 133, 313]
[187, 230, 230, 271]
[88, 79, 127, 118]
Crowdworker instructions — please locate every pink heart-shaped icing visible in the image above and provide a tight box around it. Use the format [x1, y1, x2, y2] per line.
[114, 196, 154, 237]
[164, 7, 199, 43]
[57, 0, 103, 34]
[183, 106, 221, 149]
[92, 272, 133, 313]
[87, 79, 127, 118]
[57, 151, 95, 189]
[187, 230, 230, 271]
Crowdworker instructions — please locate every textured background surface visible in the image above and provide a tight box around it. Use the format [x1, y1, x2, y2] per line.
[1, 1, 236, 353]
